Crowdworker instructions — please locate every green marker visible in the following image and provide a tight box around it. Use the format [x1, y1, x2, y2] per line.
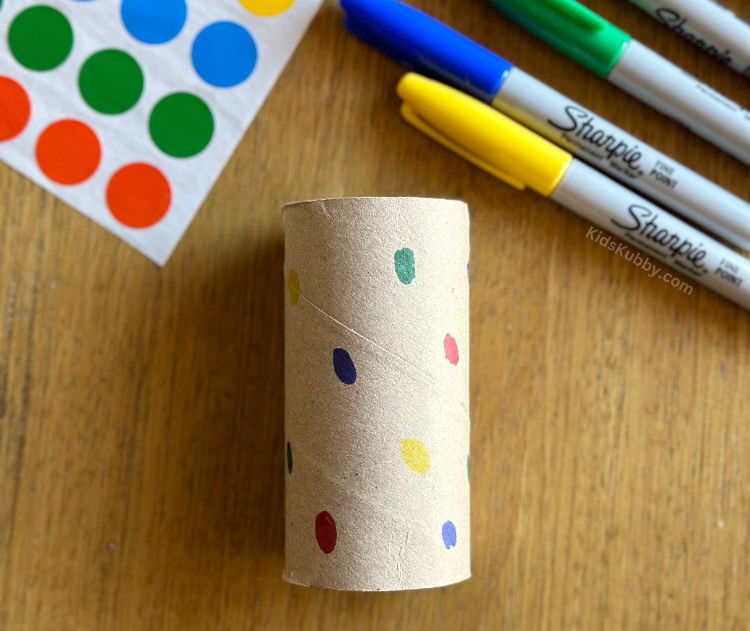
[487, 0, 750, 166]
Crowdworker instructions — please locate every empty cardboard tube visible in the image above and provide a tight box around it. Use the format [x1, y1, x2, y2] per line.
[283, 197, 471, 591]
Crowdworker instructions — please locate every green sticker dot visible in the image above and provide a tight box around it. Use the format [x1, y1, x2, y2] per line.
[286, 441, 293, 474]
[394, 248, 416, 284]
[79, 50, 143, 115]
[9, 6, 73, 71]
[149, 93, 213, 158]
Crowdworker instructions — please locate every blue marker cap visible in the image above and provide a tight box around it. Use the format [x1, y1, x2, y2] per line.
[341, 0, 513, 103]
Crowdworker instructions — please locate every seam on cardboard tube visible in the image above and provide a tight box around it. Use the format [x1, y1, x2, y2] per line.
[296, 291, 470, 418]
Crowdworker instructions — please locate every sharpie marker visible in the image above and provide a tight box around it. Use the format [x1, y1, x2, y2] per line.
[398, 73, 750, 310]
[486, 0, 750, 166]
[341, 0, 750, 250]
[629, 0, 750, 78]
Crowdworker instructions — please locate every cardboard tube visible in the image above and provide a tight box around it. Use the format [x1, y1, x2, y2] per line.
[283, 197, 470, 591]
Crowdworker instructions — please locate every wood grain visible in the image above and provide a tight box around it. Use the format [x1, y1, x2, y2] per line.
[1, 0, 750, 628]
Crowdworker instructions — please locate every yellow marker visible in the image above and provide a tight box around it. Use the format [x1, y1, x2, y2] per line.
[288, 269, 300, 305]
[401, 439, 431, 473]
[396, 73, 750, 312]
[396, 72, 572, 196]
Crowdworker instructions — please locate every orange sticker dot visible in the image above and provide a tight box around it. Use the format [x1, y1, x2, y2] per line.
[107, 163, 171, 228]
[0, 77, 31, 141]
[36, 120, 101, 185]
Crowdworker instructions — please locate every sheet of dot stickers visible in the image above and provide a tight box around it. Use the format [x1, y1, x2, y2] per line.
[0, 0, 323, 265]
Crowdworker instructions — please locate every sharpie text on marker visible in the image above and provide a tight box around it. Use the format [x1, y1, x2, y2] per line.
[629, 0, 750, 78]
[548, 106, 643, 171]
[611, 205, 707, 271]
[655, 9, 733, 66]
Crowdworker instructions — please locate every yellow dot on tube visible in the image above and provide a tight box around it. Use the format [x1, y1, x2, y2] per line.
[238, 0, 295, 16]
[401, 439, 431, 473]
[288, 269, 300, 305]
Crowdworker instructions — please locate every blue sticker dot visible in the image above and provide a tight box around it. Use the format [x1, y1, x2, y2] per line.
[442, 521, 457, 549]
[192, 22, 257, 88]
[333, 348, 356, 385]
[121, 0, 186, 45]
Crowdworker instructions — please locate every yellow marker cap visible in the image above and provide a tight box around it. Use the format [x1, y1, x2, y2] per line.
[397, 73, 573, 196]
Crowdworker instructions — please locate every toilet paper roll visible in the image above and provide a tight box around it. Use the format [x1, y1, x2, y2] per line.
[283, 197, 470, 591]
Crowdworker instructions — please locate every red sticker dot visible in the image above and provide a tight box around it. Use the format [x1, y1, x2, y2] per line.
[315, 511, 337, 554]
[107, 163, 171, 228]
[444, 333, 459, 365]
[36, 120, 101, 185]
[0, 77, 31, 141]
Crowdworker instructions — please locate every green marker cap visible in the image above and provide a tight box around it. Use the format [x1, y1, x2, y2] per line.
[487, 0, 631, 77]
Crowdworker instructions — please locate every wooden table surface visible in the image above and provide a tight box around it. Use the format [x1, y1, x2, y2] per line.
[2, 0, 750, 629]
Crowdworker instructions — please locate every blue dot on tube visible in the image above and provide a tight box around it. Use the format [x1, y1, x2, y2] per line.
[121, 0, 187, 45]
[333, 348, 356, 385]
[192, 22, 257, 88]
[442, 521, 457, 549]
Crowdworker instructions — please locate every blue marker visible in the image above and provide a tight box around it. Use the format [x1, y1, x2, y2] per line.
[341, 0, 750, 250]
[342, 0, 511, 103]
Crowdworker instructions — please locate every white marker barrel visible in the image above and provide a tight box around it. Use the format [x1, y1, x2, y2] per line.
[629, 0, 750, 77]
[608, 40, 750, 166]
[551, 160, 750, 310]
[494, 68, 750, 249]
